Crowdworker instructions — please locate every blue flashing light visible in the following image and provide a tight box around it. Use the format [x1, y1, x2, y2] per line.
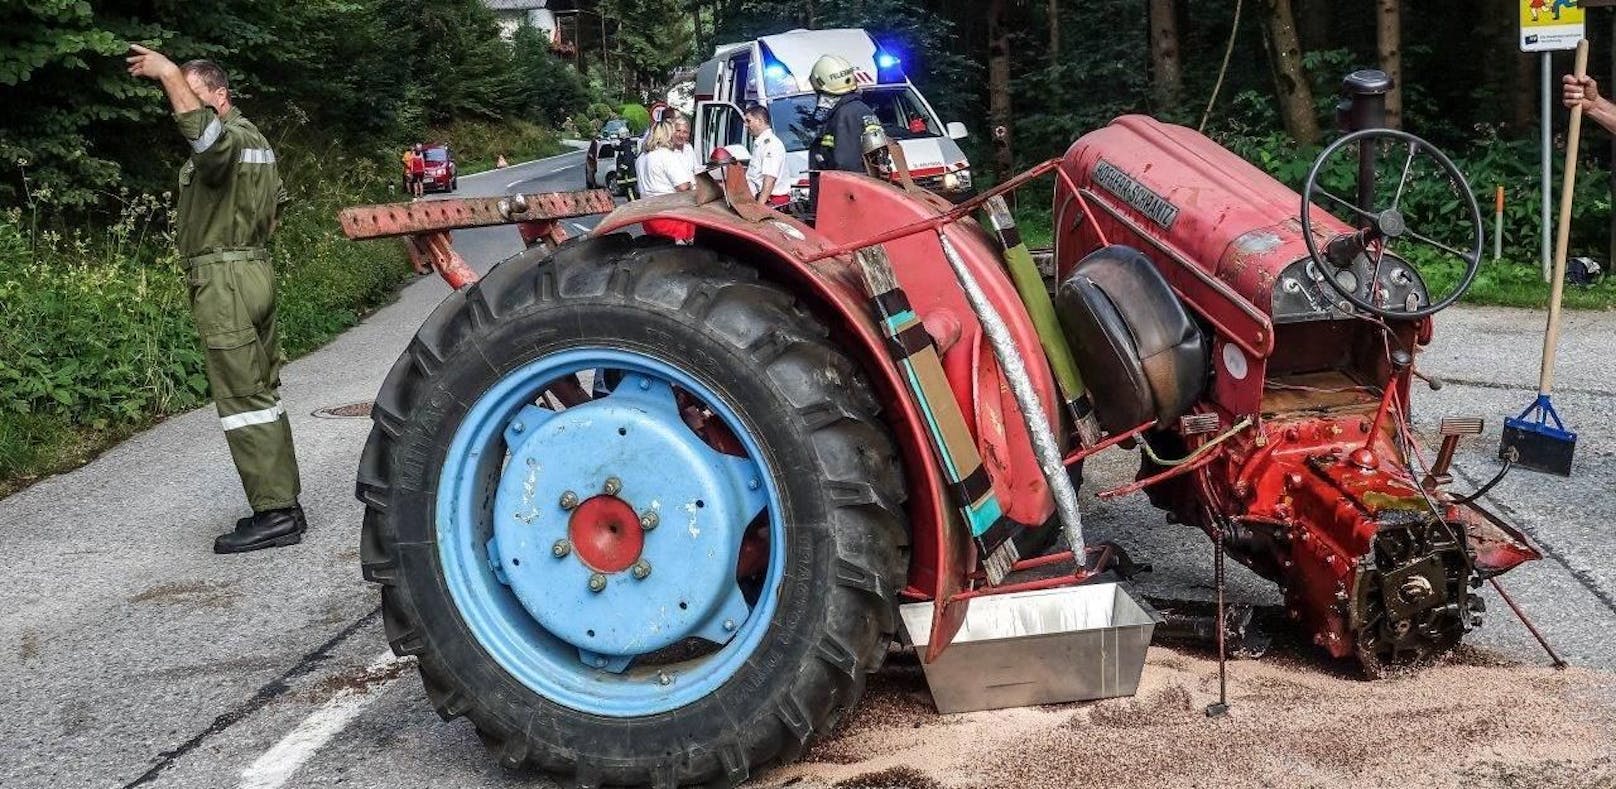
[764, 63, 788, 80]
[875, 53, 901, 69]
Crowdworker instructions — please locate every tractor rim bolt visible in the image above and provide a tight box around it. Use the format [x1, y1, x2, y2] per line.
[723, 619, 736, 632]
[631, 560, 651, 580]
[657, 671, 672, 685]
[603, 476, 622, 496]
[512, 420, 525, 433]
[559, 490, 579, 510]
[640, 511, 659, 530]
[552, 539, 571, 558]
[588, 573, 607, 592]
[747, 478, 760, 490]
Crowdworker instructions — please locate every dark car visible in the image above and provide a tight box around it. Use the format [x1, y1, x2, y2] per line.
[421, 144, 458, 193]
[585, 119, 632, 189]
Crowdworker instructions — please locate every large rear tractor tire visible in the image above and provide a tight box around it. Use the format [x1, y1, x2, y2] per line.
[357, 236, 908, 786]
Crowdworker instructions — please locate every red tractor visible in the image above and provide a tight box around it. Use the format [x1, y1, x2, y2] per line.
[341, 73, 1538, 785]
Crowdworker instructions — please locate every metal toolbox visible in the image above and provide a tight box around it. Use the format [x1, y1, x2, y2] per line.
[899, 583, 1162, 714]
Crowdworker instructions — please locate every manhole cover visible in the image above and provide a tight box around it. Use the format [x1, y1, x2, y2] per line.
[312, 400, 374, 419]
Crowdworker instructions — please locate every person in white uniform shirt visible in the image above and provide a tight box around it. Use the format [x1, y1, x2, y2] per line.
[638, 120, 696, 243]
[672, 115, 700, 179]
[743, 104, 791, 208]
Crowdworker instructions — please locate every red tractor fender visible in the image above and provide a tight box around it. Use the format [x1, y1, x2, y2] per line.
[591, 175, 1061, 608]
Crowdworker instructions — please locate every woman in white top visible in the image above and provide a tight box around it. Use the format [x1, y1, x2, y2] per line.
[638, 121, 697, 243]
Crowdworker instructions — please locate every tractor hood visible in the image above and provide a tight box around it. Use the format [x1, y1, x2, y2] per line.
[1056, 115, 1357, 330]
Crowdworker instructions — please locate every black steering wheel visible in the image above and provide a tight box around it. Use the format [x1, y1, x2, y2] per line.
[1300, 128, 1483, 320]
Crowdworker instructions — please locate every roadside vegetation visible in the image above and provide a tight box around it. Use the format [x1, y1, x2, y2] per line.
[0, 1, 621, 496]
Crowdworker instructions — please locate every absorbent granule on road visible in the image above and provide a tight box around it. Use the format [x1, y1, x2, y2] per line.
[758, 645, 1616, 789]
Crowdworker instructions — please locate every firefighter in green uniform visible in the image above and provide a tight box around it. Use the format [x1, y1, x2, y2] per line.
[127, 45, 306, 553]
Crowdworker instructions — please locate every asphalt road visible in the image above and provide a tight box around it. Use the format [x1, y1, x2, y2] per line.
[1, 149, 1612, 788]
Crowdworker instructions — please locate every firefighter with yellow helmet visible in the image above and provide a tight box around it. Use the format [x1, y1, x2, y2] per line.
[807, 55, 882, 172]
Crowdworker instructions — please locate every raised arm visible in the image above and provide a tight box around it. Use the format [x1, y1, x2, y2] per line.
[126, 44, 201, 116]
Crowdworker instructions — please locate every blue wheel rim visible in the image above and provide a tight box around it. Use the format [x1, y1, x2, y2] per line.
[435, 347, 785, 717]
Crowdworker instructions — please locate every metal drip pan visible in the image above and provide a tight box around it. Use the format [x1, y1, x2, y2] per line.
[899, 583, 1162, 714]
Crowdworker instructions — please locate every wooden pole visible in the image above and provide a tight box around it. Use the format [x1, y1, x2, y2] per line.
[1539, 39, 1589, 396]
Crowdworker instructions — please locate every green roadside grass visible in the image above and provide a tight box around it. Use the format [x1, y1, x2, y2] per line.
[430, 119, 567, 176]
[0, 171, 413, 500]
[0, 119, 582, 501]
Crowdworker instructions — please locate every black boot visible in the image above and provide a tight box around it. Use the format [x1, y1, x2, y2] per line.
[215, 503, 307, 554]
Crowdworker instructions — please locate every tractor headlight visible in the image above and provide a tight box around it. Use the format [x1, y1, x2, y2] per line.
[942, 172, 959, 192]
[955, 168, 973, 189]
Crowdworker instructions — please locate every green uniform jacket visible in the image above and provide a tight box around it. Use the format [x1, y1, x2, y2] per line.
[173, 106, 286, 258]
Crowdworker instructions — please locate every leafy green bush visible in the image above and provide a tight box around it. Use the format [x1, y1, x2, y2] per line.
[0, 149, 411, 489]
[620, 103, 650, 134]
[428, 119, 565, 175]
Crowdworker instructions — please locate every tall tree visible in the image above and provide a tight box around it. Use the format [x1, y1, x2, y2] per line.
[1262, 0, 1319, 144]
[1376, 0, 1402, 129]
[1295, 0, 1330, 51]
[1048, 0, 1060, 65]
[1149, 0, 1182, 111]
[600, 0, 694, 99]
[987, 0, 1014, 179]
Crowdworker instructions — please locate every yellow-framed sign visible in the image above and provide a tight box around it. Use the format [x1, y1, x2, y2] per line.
[1521, 0, 1585, 52]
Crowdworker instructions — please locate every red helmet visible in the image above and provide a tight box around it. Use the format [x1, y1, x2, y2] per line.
[707, 146, 737, 167]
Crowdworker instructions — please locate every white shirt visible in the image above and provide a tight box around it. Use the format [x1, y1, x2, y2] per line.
[680, 144, 699, 177]
[747, 129, 790, 198]
[640, 147, 694, 197]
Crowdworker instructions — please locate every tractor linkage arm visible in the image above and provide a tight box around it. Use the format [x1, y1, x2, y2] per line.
[337, 190, 616, 290]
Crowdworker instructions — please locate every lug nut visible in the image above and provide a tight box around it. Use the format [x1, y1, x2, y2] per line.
[657, 671, 672, 685]
[640, 511, 658, 530]
[552, 539, 571, 558]
[631, 560, 651, 580]
[559, 490, 579, 510]
[722, 619, 736, 632]
[512, 420, 526, 433]
[603, 476, 622, 496]
[588, 573, 607, 592]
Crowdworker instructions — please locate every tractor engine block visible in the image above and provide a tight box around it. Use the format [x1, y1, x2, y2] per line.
[1198, 410, 1481, 673]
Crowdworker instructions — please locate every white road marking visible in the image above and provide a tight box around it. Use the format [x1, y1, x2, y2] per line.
[568, 221, 592, 234]
[506, 163, 589, 193]
[237, 650, 408, 789]
[462, 145, 586, 183]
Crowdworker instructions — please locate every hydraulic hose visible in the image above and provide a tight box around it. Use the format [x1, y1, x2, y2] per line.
[936, 231, 1085, 556]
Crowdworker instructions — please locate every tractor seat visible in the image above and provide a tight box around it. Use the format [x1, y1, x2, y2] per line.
[1055, 245, 1209, 435]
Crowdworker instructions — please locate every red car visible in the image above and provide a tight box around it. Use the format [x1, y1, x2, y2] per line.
[421, 144, 458, 193]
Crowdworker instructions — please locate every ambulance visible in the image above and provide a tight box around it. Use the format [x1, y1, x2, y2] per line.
[692, 28, 974, 202]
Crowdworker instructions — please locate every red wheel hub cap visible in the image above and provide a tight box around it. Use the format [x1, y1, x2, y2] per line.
[569, 495, 644, 573]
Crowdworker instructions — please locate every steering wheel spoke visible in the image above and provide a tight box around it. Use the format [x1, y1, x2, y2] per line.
[1404, 228, 1476, 262]
[1311, 186, 1379, 224]
[1391, 140, 1419, 211]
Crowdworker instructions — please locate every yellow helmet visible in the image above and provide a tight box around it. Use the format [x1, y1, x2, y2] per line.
[809, 55, 858, 96]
